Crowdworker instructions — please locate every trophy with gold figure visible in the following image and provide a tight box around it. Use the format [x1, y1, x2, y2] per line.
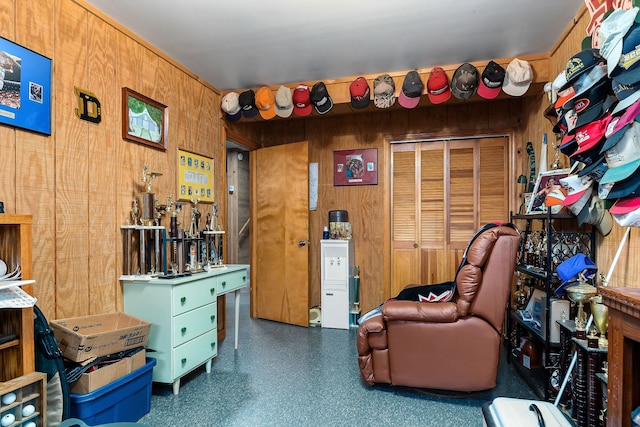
[138, 165, 163, 226]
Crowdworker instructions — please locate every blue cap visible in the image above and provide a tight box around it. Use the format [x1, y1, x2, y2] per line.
[554, 253, 597, 296]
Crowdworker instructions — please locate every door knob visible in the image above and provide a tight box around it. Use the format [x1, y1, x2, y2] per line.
[299, 240, 309, 247]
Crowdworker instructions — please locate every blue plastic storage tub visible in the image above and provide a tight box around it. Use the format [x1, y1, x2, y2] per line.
[69, 357, 156, 424]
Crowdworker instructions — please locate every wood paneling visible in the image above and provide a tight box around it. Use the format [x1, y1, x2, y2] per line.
[232, 101, 519, 313]
[0, 0, 224, 321]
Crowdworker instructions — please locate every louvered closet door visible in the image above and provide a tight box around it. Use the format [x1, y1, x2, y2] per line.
[391, 137, 508, 297]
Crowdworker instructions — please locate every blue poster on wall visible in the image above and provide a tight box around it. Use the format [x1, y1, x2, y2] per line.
[0, 37, 51, 136]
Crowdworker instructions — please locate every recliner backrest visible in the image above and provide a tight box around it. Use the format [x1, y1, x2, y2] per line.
[456, 225, 520, 319]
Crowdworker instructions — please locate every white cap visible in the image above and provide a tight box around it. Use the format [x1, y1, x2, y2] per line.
[503, 58, 533, 96]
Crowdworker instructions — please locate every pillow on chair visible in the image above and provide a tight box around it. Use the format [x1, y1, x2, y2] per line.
[393, 282, 456, 303]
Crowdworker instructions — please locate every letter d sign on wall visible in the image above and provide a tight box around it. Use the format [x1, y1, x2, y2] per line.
[74, 87, 101, 124]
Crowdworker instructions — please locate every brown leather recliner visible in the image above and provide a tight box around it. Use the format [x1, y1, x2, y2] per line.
[357, 223, 520, 392]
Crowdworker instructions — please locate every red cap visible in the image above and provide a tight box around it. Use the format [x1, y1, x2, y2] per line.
[571, 114, 610, 156]
[610, 196, 640, 214]
[349, 77, 371, 109]
[426, 67, 451, 104]
[292, 85, 312, 117]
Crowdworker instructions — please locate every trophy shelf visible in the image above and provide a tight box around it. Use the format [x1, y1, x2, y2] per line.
[0, 214, 35, 382]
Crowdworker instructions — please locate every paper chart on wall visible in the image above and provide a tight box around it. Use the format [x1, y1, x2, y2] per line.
[309, 162, 318, 211]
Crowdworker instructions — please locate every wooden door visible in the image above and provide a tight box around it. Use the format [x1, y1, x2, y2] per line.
[391, 137, 508, 297]
[250, 141, 309, 326]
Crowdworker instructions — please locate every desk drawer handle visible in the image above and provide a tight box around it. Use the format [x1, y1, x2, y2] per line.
[181, 327, 187, 334]
[210, 287, 215, 294]
[211, 342, 216, 349]
[180, 296, 186, 304]
[210, 315, 216, 322]
[221, 281, 226, 287]
[243, 276, 246, 281]
[181, 358, 187, 364]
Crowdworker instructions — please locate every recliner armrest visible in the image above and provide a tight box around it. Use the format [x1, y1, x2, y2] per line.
[382, 300, 458, 323]
[357, 314, 386, 355]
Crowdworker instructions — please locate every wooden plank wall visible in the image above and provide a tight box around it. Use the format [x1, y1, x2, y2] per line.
[230, 100, 523, 312]
[0, 0, 224, 320]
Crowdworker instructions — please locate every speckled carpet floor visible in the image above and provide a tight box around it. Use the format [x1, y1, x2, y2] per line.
[139, 289, 537, 427]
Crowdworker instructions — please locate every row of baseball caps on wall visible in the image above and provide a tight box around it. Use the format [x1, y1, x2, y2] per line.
[220, 57, 534, 121]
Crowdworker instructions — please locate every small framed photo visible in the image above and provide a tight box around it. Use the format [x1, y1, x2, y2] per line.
[526, 169, 570, 214]
[122, 87, 168, 151]
[333, 148, 378, 186]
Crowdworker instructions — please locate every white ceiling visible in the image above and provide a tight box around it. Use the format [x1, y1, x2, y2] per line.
[83, 0, 585, 92]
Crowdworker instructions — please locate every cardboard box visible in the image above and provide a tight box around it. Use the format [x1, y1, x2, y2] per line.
[51, 312, 151, 362]
[70, 349, 146, 394]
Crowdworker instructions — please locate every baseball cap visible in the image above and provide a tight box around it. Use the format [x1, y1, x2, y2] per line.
[611, 78, 640, 114]
[601, 121, 640, 183]
[552, 71, 571, 108]
[398, 70, 423, 109]
[292, 85, 312, 117]
[451, 63, 478, 99]
[599, 7, 640, 76]
[553, 109, 579, 136]
[604, 96, 640, 149]
[349, 77, 370, 109]
[570, 114, 611, 165]
[239, 90, 259, 119]
[560, 174, 594, 206]
[572, 78, 613, 129]
[554, 253, 598, 296]
[477, 61, 506, 99]
[274, 85, 293, 118]
[559, 132, 579, 156]
[610, 22, 640, 84]
[426, 67, 451, 104]
[605, 167, 640, 199]
[502, 58, 533, 96]
[578, 156, 608, 181]
[610, 195, 640, 214]
[373, 74, 396, 108]
[611, 199, 640, 226]
[221, 92, 241, 122]
[576, 195, 613, 236]
[577, 194, 613, 236]
[561, 64, 608, 111]
[599, 180, 615, 199]
[255, 86, 276, 120]
[561, 48, 605, 90]
[310, 82, 333, 115]
[545, 187, 568, 214]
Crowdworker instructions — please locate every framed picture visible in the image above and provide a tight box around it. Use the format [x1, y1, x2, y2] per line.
[177, 148, 214, 203]
[0, 37, 52, 135]
[333, 148, 378, 186]
[526, 169, 570, 214]
[122, 87, 168, 151]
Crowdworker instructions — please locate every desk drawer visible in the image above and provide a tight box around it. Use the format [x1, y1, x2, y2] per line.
[173, 302, 217, 347]
[173, 329, 217, 377]
[172, 278, 217, 315]
[218, 270, 247, 294]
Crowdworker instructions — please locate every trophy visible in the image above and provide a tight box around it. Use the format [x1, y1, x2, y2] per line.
[565, 279, 597, 338]
[590, 294, 609, 348]
[138, 165, 163, 226]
